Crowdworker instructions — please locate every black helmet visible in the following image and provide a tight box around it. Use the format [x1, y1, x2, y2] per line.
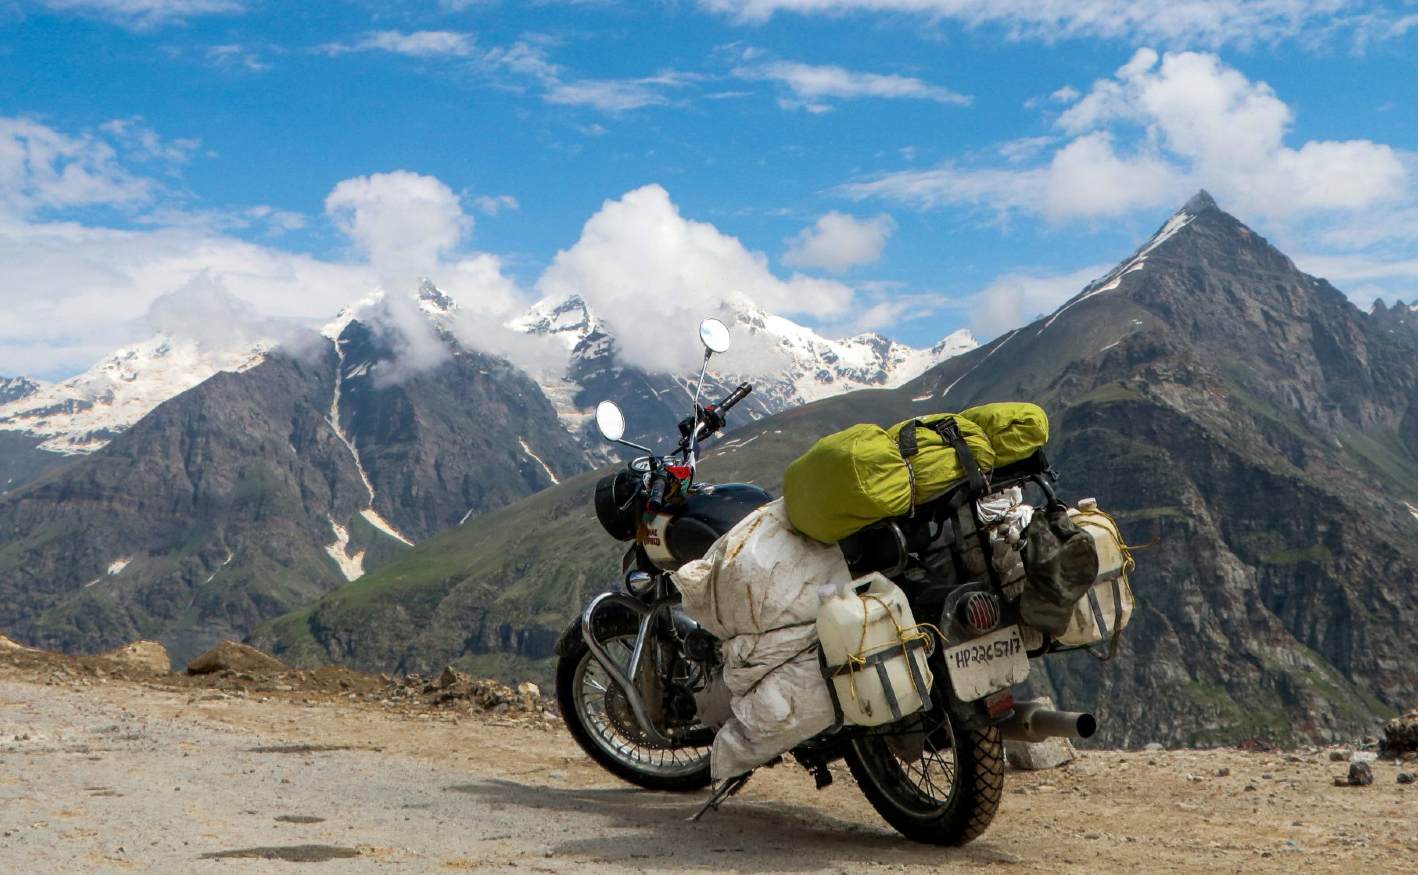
[594, 471, 640, 541]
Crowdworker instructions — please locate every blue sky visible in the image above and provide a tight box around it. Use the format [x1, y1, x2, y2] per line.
[2, 0, 1417, 379]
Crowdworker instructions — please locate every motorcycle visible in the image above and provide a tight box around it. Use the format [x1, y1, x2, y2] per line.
[554, 316, 1101, 846]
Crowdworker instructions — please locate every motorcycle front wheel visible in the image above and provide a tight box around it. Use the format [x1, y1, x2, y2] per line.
[845, 694, 1004, 845]
[555, 615, 713, 792]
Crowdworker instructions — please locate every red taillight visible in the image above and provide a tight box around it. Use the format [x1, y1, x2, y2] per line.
[666, 465, 692, 481]
[962, 592, 1000, 634]
[985, 690, 1015, 718]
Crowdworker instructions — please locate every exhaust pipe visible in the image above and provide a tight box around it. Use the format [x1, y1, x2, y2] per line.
[998, 701, 1097, 743]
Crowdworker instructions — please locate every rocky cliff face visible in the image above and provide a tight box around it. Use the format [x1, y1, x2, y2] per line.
[256, 192, 1418, 747]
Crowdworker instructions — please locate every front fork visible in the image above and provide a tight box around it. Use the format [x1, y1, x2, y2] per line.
[580, 590, 702, 747]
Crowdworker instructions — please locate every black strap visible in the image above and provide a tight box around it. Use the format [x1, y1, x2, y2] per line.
[933, 417, 986, 495]
[897, 419, 983, 485]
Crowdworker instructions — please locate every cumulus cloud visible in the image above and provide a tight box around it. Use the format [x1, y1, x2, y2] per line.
[842, 49, 1408, 224]
[325, 171, 472, 291]
[734, 60, 971, 112]
[35, 0, 243, 30]
[537, 184, 856, 374]
[700, 0, 1397, 49]
[319, 31, 477, 58]
[783, 211, 895, 272]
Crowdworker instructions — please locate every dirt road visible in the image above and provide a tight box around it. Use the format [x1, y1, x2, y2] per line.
[1, 661, 1414, 873]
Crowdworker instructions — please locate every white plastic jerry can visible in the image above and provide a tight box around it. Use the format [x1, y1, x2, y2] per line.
[817, 572, 934, 726]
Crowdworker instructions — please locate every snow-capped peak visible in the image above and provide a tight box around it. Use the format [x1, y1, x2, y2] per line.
[511, 292, 978, 426]
[0, 334, 271, 455]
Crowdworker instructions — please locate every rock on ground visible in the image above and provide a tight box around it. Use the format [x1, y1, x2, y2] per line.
[1383, 709, 1418, 756]
[101, 640, 170, 674]
[187, 641, 288, 676]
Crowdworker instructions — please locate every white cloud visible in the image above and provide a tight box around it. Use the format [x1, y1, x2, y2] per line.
[966, 264, 1111, 340]
[35, 0, 243, 29]
[700, 0, 1397, 49]
[783, 211, 895, 272]
[537, 184, 856, 374]
[472, 194, 519, 215]
[843, 49, 1408, 224]
[0, 117, 153, 215]
[482, 40, 696, 115]
[98, 117, 201, 165]
[0, 212, 372, 377]
[734, 60, 971, 112]
[325, 171, 472, 291]
[544, 72, 698, 114]
[320, 31, 477, 59]
[204, 44, 269, 72]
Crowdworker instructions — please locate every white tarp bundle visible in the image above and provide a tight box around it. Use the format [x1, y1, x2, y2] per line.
[674, 498, 844, 780]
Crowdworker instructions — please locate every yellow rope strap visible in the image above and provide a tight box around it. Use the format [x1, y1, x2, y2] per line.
[829, 592, 941, 710]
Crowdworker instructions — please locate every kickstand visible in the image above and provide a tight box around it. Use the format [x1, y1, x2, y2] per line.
[687, 772, 752, 822]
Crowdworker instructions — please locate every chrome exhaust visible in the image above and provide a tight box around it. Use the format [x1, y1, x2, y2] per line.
[998, 701, 1098, 743]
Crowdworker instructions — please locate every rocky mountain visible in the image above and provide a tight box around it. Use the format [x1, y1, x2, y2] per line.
[254, 191, 1418, 747]
[1371, 299, 1417, 348]
[0, 285, 590, 664]
[513, 293, 975, 448]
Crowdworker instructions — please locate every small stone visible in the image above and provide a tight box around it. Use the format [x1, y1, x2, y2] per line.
[1346, 761, 1374, 787]
[1329, 749, 1350, 762]
[1397, 772, 1416, 785]
[1350, 751, 1378, 765]
[1143, 742, 1164, 752]
[1333, 777, 1348, 787]
[1245, 783, 1259, 791]
[1215, 767, 1231, 778]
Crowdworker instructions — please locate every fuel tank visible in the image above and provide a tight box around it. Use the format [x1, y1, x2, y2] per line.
[641, 483, 771, 570]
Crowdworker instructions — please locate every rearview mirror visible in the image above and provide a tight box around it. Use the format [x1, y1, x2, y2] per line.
[595, 401, 626, 442]
[699, 318, 731, 354]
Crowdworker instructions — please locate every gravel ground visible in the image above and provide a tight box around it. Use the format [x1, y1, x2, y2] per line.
[1, 661, 1414, 873]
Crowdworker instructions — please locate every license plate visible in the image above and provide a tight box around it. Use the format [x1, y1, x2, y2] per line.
[943, 625, 1029, 702]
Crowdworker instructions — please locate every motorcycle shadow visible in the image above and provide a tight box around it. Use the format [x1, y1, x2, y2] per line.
[445, 778, 1017, 871]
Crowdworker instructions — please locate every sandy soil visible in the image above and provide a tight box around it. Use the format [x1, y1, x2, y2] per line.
[0, 650, 1414, 873]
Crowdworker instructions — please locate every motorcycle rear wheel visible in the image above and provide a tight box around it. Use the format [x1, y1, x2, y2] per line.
[555, 617, 713, 792]
[845, 701, 1004, 845]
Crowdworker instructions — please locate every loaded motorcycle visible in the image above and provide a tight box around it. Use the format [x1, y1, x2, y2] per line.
[554, 317, 1110, 846]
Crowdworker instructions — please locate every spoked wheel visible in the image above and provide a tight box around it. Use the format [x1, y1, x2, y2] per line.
[555, 619, 712, 792]
[845, 695, 1004, 845]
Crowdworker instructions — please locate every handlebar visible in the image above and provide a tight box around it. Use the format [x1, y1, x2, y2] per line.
[717, 381, 753, 413]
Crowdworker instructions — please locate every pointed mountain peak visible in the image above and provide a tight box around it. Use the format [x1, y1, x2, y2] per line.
[416, 279, 457, 315]
[1184, 189, 1219, 213]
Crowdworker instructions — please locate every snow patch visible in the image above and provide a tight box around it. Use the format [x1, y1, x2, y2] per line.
[518, 438, 561, 485]
[325, 518, 366, 582]
[107, 557, 131, 576]
[1406, 502, 1418, 523]
[360, 509, 415, 547]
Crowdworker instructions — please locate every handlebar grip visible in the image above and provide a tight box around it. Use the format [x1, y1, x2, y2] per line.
[718, 382, 753, 412]
[646, 471, 668, 511]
